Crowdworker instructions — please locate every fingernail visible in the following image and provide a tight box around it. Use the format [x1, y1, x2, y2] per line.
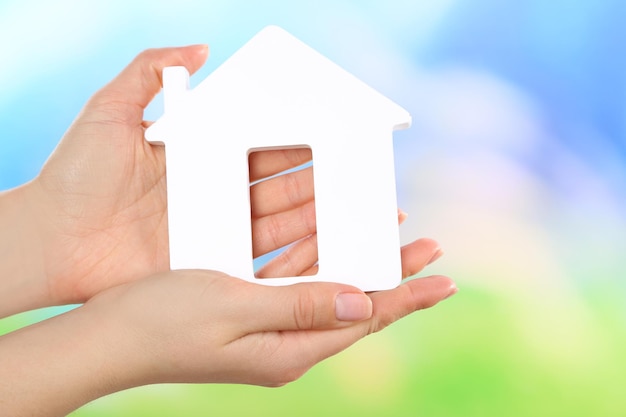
[398, 208, 409, 224]
[444, 285, 458, 300]
[193, 44, 209, 53]
[336, 293, 373, 321]
[427, 248, 444, 265]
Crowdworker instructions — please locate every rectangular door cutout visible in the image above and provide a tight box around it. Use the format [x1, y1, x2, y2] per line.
[248, 147, 319, 278]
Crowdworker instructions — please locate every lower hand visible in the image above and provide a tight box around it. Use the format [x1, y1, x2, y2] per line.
[0, 238, 454, 417]
[86, 239, 455, 387]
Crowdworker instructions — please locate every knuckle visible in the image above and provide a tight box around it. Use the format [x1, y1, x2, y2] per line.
[284, 148, 311, 168]
[253, 214, 283, 256]
[367, 317, 381, 335]
[135, 48, 166, 84]
[279, 250, 296, 275]
[136, 47, 159, 62]
[293, 291, 317, 330]
[284, 170, 302, 206]
[266, 214, 283, 250]
[367, 308, 401, 335]
[302, 201, 317, 234]
[370, 314, 395, 334]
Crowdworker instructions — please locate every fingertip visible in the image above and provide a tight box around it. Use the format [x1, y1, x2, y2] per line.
[382, 274, 456, 311]
[184, 44, 209, 74]
[190, 43, 209, 54]
[427, 248, 444, 265]
[412, 274, 457, 304]
[94, 44, 211, 112]
[444, 282, 458, 300]
[401, 238, 444, 278]
[419, 237, 442, 252]
[435, 275, 458, 300]
[397, 208, 409, 225]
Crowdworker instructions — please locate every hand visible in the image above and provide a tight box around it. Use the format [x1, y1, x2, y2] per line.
[8, 47, 341, 308]
[91, 239, 451, 388]
[249, 155, 415, 278]
[0, 237, 454, 417]
[17, 46, 209, 307]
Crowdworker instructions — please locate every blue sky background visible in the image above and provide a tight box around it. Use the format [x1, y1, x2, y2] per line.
[1, 1, 625, 416]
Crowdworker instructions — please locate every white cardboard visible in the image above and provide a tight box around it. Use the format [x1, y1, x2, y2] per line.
[145, 25, 411, 291]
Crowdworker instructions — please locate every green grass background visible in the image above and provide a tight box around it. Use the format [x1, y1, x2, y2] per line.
[3, 283, 623, 417]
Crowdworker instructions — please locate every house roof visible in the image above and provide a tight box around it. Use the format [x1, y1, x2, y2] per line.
[146, 25, 410, 145]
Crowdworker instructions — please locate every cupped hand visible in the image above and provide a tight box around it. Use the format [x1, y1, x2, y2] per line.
[85, 238, 456, 388]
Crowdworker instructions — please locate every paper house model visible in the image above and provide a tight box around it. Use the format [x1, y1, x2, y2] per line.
[145, 26, 411, 291]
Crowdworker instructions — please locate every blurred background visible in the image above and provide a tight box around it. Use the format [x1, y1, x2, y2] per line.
[1, 0, 625, 416]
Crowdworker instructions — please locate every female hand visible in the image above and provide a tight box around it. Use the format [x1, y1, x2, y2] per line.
[3, 46, 362, 309]
[0, 238, 455, 417]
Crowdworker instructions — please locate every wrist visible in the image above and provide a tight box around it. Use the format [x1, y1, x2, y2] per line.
[81, 284, 160, 389]
[0, 183, 50, 317]
[0, 299, 153, 417]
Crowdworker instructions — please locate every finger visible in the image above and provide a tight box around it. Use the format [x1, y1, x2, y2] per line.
[256, 234, 318, 278]
[270, 246, 451, 336]
[249, 148, 312, 182]
[252, 204, 415, 271]
[253, 253, 453, 336]
[318, 275, 456, 350]
[237, 281, 373, 334]
[400, 238, 443, 278]
[250, 166, 314, 218]
[301, 264, 318, 276]
[262, 275, 457, 376]
[367, 275, 457, 332]
[252, 200, 316, 257]
[398, 208, 408, 225]
[87, 45, 209, 122]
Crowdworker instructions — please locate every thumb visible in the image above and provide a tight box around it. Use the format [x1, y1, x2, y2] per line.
[86, 45, 209, 121]
[237, 282, 373, 333]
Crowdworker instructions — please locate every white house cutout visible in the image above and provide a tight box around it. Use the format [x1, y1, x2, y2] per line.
[145, 26, 411, 291]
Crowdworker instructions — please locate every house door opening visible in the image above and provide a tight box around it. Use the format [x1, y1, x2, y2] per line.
[248, 146, 319, 278]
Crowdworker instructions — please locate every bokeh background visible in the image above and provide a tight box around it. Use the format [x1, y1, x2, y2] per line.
[1, 0, 625, 416]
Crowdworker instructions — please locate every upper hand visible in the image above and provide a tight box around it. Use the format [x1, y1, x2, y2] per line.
[16, 46, 445, 310]
[21, 47, 321, 306]
[0, 238, 454, 417]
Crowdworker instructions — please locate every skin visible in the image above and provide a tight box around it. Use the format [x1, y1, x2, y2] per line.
[0, 45, 456, 416]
